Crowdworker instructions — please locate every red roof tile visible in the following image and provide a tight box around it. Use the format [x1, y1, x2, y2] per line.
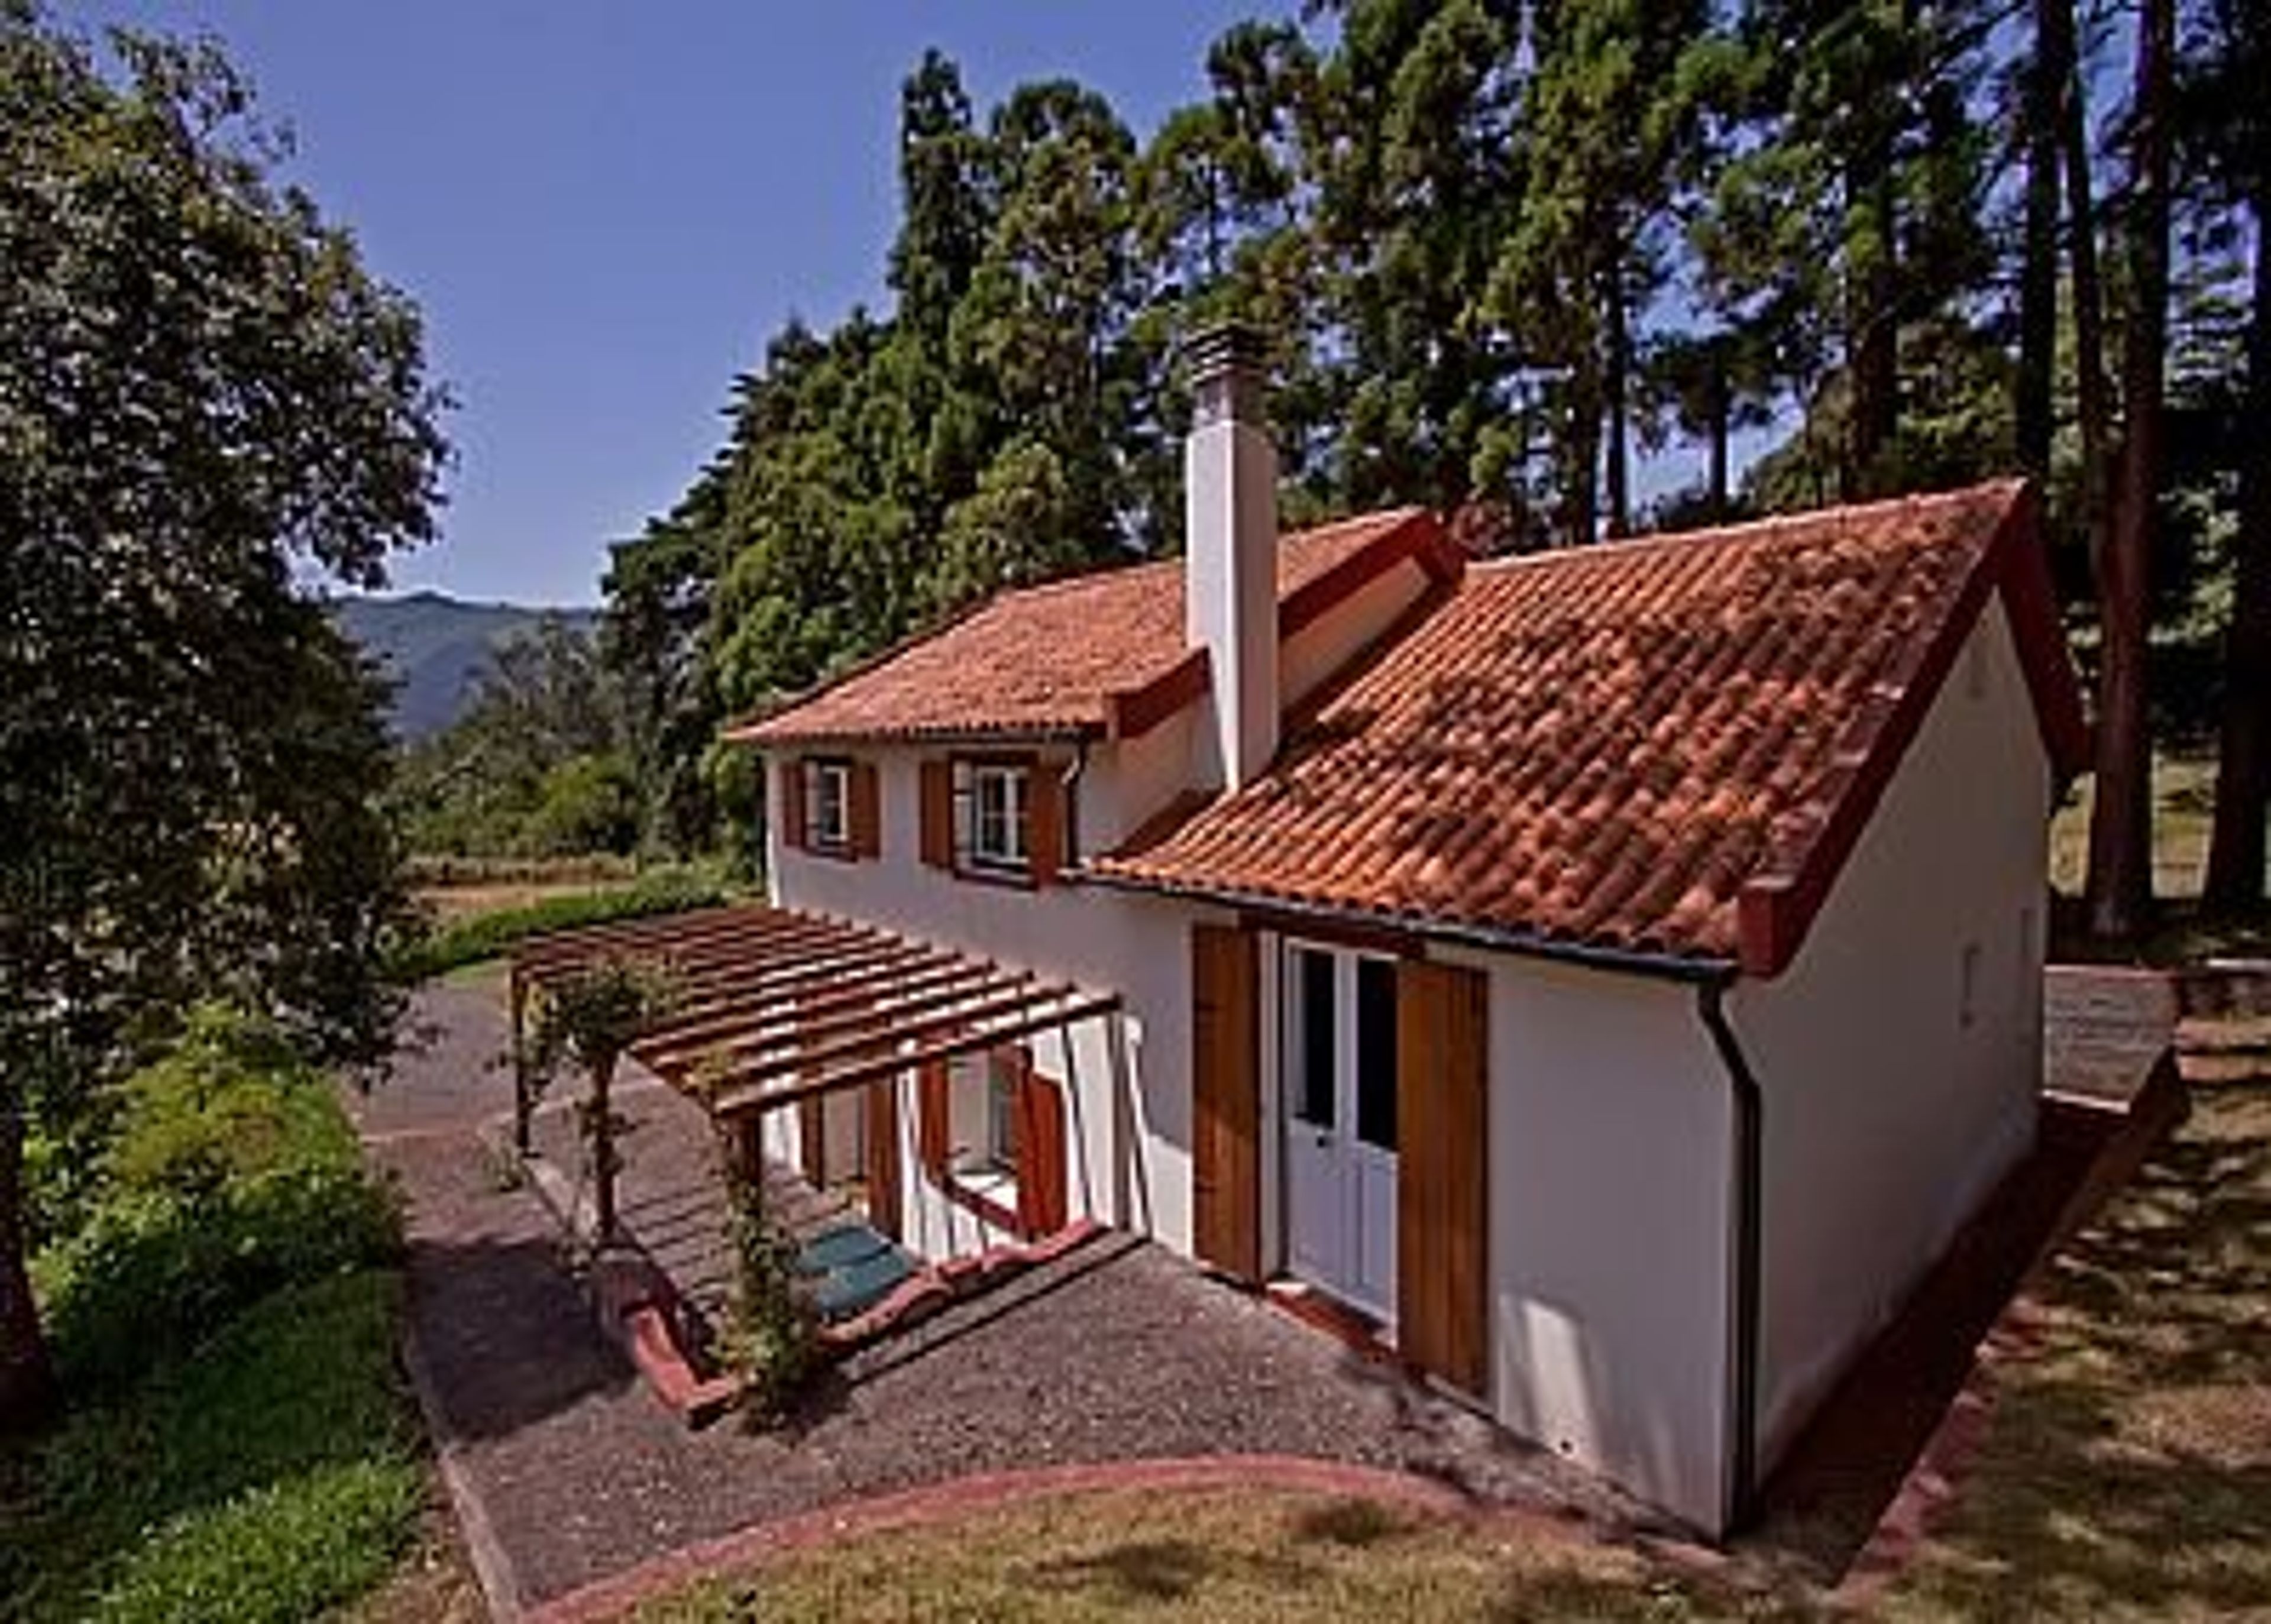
[1091, 481, 2085, 975]
[728, 509, 1438, 745]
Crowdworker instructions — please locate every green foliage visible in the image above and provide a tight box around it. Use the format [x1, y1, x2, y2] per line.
[523, 751, 643, 858]
[397, 617, 640, 858]
[0, 6, 443, 1084]
[30, 1008, 402, 1393]
[700, 1110, 820, 1421]
[523, 955, 684, 1095]
[387, 865, 727, 982]
[0, 3, 444, 1420]
[5, 1272, 423, 1624]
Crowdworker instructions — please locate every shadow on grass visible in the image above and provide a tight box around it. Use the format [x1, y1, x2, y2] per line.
[1881, 1073, 2271, 1619]
[1028, 1532, 1325, 1607]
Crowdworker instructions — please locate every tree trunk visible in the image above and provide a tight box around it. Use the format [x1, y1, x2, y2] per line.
[2055, 0, 2113, 583]
[2085, 0, 2173, 942]
[1603, 259, 1632, 539]
[1564, 383, 1601, 547]
[1846, 158, 1901, 497]
[2204, 213, 2271, 918]
[1706, 360, 1731, 524]
[2015, 0, 2068, 483]
[591, 1054, 619, 1245]
[0, 1089, 59, 1436]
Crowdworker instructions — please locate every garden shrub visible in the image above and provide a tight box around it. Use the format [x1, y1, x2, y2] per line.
[17, 1272, 423, 1624]
[31, 1007, 402, 1393]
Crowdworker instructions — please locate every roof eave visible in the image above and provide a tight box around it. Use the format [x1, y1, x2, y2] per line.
[729, 720, 1108, 750]
[1075, 865, 1737, 985]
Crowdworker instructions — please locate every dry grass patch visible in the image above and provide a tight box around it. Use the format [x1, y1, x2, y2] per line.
[631, 1487, 1803, 1623]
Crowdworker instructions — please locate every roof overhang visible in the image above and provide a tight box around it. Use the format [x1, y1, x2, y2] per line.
[1735, 482, 2091, 977]
[509, 905, 1121, 1117]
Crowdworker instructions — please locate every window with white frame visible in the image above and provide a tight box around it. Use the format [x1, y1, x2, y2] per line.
[956, 761, 1030, 873]
[807, 760, 851, 850]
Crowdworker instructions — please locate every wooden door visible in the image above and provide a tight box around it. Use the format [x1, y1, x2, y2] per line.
[1191, 923, 1261, 1282]
[865, 1079, 901, 1240]
[1014, 1066, 1069, 1237]
[1396, 957, 1489, 1394]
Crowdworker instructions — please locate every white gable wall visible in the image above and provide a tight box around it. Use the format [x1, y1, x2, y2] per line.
[1435, 946, 1736, 1534]
[1727, 601, 2050, 1472]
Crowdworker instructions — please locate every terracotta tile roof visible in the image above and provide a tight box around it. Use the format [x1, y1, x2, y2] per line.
[728, 509, 1437, 745]
[1091, 481, 2086, 976]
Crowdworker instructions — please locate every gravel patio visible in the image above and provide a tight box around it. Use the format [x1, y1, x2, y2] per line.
[354, 976, 1654, 1615]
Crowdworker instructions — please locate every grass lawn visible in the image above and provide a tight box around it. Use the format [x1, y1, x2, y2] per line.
[630, 1487, 1801, 1623]
[0, 1272, 431, 1623]
[629, 1056, 2271, 1623]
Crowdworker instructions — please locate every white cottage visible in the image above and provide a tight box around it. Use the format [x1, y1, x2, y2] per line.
[725, 325, 2090, 1536]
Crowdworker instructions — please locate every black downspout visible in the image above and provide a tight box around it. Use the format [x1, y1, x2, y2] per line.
[1698, 981, 1764, 1535]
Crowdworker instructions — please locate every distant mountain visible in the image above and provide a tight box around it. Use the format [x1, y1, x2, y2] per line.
[332, 590, 600, 738]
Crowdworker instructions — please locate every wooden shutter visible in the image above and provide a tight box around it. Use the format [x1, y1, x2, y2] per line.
[865, 1079, 901, 1241]
[1396, 957, 1489, 1395]
[797, 1094, 826, 1184]
[849, 760, 882, 859]
[1191, 923, 1261, 1282]
[919, 761, 953, 870]
[1028, 765, 1065, 886]
[917, 1059, 951, 1176]
[1015, 1066, 1069, 1237]
[777, 758, 807, 852]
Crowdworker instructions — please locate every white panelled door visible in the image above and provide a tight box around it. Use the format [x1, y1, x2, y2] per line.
[1281, 942, 1399, 1319]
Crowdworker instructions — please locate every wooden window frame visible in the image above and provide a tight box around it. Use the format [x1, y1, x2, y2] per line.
[917, 1041, 1065, 1240]
[804, 757, 854, 856]
[950, 751, 1039, 889]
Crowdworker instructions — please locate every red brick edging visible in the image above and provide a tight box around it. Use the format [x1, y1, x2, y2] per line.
[523, 1454, 1560, 1623]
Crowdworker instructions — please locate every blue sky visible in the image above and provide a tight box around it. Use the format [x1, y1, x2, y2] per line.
[83, 2, 1293, 606]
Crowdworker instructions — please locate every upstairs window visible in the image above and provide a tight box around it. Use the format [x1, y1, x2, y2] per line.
[777, 756, 878, 860]
[808, 760, 851, 851]
[920, 753, 1064, 885]
[963, 762, 1030, 874]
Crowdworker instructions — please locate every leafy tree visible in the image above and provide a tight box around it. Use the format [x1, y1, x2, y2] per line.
[523, 957, 678, 1246]
[1490, 0, 1716, 540]
[0, 8, 446, 1427]
[1700, 0, 1998, 500]
[399, 616, 638, 857]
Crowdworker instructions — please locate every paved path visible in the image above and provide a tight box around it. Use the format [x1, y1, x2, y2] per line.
[354, 979, 1650, 1616]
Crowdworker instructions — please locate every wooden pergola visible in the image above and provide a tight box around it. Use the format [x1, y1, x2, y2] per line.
[506, 904, 1121, 1148]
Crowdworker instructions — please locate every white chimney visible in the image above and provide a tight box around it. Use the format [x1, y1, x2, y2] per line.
[1184, 323, 1279, 791]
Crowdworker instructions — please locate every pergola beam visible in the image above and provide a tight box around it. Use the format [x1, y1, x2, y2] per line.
[640, 969, 1039, 1075]
[509, 905, 789, 970]
[632, 958, 1011, 1069]
[520, 914, 871, 984]
[704, 979, 1079, 1094]
[712, 994, 1123, 1117]
[645, 942, 946, 1025]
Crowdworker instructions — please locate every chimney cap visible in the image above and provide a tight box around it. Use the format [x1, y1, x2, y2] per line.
[1185, 319, 1266, 382]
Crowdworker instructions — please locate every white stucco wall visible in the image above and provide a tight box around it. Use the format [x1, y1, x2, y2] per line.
[1727, 603, 2050, 1471]
[769, 744, 1212, 1257]
[1431, 946, 1736, 1534]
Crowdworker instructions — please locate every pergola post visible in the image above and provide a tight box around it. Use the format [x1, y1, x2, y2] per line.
[509, 965, 532, 1157]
